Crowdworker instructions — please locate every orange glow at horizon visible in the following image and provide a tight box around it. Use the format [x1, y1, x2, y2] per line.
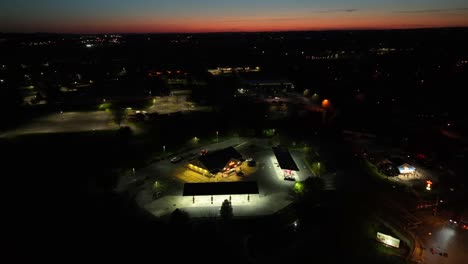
[11, 11, 468, 33]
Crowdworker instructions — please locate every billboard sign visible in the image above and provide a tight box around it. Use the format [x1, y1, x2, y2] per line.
[376, 232, 400, 248]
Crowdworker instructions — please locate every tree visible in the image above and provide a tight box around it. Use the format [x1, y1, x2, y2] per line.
[111, 106, 127, 127]
[170, 208, 190, 226]
[303, 89, 310, 97]
[303, 177, 324, 194]
[312, 161, 326, 177]
[220, 199, 233, 220]
[294, 177, 324, 203]
[117, 126, 132, 142]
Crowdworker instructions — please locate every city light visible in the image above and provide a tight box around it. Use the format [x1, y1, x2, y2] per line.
[322, 99, 330, 108]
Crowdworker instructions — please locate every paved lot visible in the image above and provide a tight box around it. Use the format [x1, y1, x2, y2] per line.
[0, 111, 140, 137]
[148, 95, 211, 114]
[117, 137, 316, 218]
[413, 213, 468, 264]
[0, 95, 206, 138]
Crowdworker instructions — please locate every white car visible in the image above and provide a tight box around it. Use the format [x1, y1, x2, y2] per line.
[170, 156, 182, 163]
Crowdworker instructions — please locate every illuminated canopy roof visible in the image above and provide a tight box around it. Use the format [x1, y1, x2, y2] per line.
[397, 163, 415, 174]
[272, 146, 299, 171]
[183, 182, 259, 196]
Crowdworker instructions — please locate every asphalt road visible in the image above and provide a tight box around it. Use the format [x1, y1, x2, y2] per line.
[0, 111, 139, 137]
[414, 214, 468, 264]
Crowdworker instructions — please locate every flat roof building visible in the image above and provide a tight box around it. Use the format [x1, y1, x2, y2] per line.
[188, 146, 243, 176]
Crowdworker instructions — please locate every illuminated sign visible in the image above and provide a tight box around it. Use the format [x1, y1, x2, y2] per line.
[426, 180, 432, 191]
[376, 232, 400, 248]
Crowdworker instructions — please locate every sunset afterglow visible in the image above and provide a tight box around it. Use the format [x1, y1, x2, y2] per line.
[1, 0, 468, 33]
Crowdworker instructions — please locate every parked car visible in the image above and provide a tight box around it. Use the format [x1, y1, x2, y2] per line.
[170, 156, 183, 163]
[284, 176, 295, 181]
[247, 159, 256, 167]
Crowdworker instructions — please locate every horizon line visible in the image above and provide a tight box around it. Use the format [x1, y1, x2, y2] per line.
[1, 26, 467, 35]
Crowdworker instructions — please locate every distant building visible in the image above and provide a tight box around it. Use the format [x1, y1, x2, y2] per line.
[208, 66, 260, 76]
[240, 78, 294, 96]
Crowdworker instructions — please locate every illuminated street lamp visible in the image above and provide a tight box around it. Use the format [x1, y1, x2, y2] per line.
[163, 145, 166, 156]
[216, 131, 219, 144]
[154, 181, 159, 199]
[322, 99, 331, 108]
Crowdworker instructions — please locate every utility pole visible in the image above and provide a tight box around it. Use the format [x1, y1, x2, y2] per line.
[433, 183, 441, 216]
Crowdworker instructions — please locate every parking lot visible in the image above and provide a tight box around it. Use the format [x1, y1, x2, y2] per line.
[117, 137, 315, 217]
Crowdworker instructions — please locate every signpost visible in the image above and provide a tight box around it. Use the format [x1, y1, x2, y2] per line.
[376, 232, 400, 248]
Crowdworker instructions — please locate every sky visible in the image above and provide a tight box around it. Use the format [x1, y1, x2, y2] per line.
[1, 0, 468, 33]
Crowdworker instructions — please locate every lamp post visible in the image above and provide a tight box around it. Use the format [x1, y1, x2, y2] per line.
[317, 162, 320, 177]
[154, 180, 159, 199]
[216, 131, 219, 144]
[132, 167, 135, 179]
[433, 182, 441, 216]
[163, 145, 166, 155]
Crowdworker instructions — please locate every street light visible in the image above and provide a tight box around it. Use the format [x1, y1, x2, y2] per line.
[154, 180, 159, 199]
[132, 167, 135, 178]
[216, 131, 219, 144]
[163, 145, 166, 156]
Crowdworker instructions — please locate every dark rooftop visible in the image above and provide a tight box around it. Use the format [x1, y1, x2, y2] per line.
[183, 181, 259, 196]
[197, 146, 243, 174]
[272, 146, 300, 171]
[389, 157, 406, 166]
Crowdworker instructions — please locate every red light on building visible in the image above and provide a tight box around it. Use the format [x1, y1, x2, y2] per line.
[416, 153, 426, 159]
